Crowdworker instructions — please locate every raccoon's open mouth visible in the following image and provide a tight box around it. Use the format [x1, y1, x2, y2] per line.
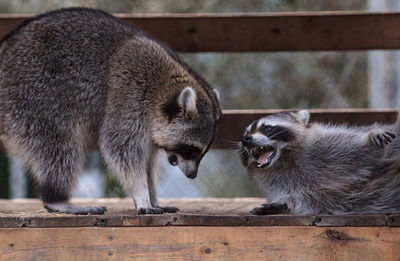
[250, 146, 276, 168]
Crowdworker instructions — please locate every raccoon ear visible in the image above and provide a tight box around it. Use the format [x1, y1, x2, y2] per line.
[213, 88, 220, 101]
[297, 110, 310, 125]
[178, 86, 197, 115]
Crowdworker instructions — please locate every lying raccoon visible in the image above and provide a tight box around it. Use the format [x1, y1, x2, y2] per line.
[239, 110, 400, 215]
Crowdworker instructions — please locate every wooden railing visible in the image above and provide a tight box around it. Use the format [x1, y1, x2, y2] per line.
[0, 12, 399, 150]
[1, 12, 400, 52]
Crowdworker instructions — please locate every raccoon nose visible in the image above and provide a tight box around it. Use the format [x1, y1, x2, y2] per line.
[186, 170, 197, 179]
[241, 135, 253, 145]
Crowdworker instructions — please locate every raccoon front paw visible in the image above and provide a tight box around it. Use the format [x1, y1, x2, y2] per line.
[250, 203, 288, 215]
[137, 207, 165, 215]
[158, 206, 179, 213]
[370, 130, 395, 148]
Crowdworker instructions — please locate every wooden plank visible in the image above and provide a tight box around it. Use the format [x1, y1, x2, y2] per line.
[0, 226, 399, 260]
[0, 198, 265, 215]
[97, 214, 317, 227]
[1, 12, 400, 52]
[0, 198, 397, 228]
[314, 214, 389, 227]
[0, 213, 393, 228]
[214, 109, 399, 148]
[0, 109, 398, 151]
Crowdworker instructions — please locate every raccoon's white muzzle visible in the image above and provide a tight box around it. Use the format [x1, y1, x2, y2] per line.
[166, 151, 198, 179]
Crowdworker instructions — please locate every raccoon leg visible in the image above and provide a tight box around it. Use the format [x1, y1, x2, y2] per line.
[28, 136, 106, 215]
[148, 150, 179, 213]
[101, 136, 166, 215]
[368, 129, 395, 148]
[250, 202, 288, 215]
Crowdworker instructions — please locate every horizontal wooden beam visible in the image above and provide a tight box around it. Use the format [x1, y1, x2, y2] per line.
[2, 212, 399, 228]
[1, 227, 400, 260]
[1, 198, 400, 228]
[214, 109, 398, 148]
[1, 12, 400, 51]
[0, 109, 398, 151]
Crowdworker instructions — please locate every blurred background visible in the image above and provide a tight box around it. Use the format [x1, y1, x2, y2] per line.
[0, 0, 398, 199]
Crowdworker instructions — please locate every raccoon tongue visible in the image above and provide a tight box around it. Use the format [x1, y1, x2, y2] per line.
[257, 151, 273, 165]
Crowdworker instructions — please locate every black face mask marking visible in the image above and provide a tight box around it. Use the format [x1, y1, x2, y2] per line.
[250, 120, 258, 133]
[168, 144, 202, 160]
[259, 124, 294, 142]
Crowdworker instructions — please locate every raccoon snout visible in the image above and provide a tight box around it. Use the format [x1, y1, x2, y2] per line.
[168, 155, 178, 166]
[186, 170, 197, 179]
[241, 135, 253, 146]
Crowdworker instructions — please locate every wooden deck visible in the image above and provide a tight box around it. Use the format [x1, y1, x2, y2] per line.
[1, 11, 400, 260]
[2, 198, 400, 228]
[2, 198, 400, 260]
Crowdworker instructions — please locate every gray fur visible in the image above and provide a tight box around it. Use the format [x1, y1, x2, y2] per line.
[0, 8, 220, 215]
[240, 110, 400, 215]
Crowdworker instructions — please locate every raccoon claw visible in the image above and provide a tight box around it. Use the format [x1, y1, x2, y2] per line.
[370, 130, 395, 148]
[250, 207, 270, 215]
[158, 206, 179, 213]
[137, 207, 165, 215]
[250, 203, 288, 215]
[76, 206, 107, 215]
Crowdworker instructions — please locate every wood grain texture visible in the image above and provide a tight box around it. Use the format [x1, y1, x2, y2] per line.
[0, 198, 399, 228]
[1, 226, 400, 260]
[1, 12, 400, 51]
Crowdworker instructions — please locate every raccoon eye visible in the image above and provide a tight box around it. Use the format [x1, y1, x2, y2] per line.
[261, 125, 272, 133]
[168, 155, 178, 166]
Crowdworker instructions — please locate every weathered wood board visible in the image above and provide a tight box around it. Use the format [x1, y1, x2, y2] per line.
[2, 12, 400, 52]
[1, 226, 400, 261]
[1, 198, 400, 228]
[2, 198, 400, 260]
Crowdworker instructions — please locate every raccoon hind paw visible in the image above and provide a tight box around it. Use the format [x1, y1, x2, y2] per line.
[44, 203, 107, 215]
[158, 206, 179, 213]
[137, 207, 165, 215]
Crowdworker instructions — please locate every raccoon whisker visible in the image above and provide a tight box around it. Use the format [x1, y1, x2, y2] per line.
[268, 128, 289, 140]
[222, 139, 242, 145]
[228, 145, 243, 151]
[283, 146, 301, 153]
[223, 139, 240, 143]
[220, 139, 243, 150]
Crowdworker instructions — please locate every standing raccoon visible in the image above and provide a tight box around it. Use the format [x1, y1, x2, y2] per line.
[239, 110, 400, 215]
[0, 8, 221, 215]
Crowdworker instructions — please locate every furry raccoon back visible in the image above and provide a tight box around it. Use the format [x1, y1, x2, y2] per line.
[0, 8, 221, 214]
